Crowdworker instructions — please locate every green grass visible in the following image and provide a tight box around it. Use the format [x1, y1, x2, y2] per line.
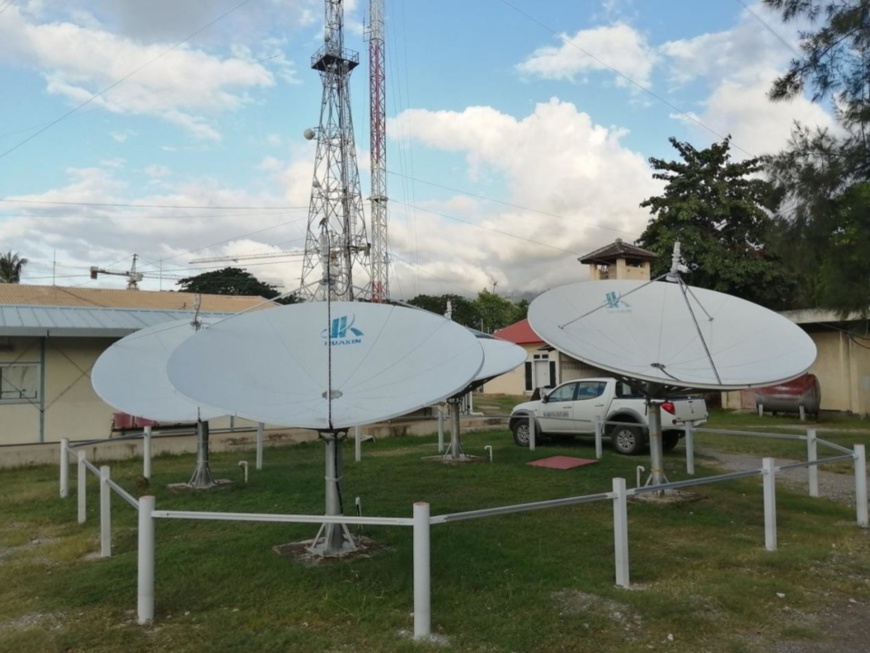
[1, 413, 869, 652]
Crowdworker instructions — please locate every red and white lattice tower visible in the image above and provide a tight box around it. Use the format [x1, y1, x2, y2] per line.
[299, 0, 370, 301]
[367, 0, 389, 302]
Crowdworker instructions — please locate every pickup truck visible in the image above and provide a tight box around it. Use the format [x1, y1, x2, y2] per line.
[508, 378, 708, 455]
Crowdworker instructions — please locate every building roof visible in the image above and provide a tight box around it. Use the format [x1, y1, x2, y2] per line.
[0, 284, 270, 312]
[578, 238, 658, 264]
[493, 318, 542, 345]
[0, 284, 277, 337]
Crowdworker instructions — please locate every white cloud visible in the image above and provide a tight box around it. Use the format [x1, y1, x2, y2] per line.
[517, 23, 657, 90]
[389, 98, 661, 296]
[658, 2, 838, 157]
[0, 6, 275, 140]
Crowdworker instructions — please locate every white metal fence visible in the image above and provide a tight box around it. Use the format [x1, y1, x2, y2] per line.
[59, 425, 868, 642]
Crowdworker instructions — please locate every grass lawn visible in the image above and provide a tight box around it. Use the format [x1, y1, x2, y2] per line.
[1, 409, 869, 652]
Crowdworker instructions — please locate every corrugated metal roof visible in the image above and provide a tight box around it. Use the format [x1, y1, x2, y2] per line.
[0, 284, 279, 337]
[0, 284, 272, 313]
[0, 304, 260, 337]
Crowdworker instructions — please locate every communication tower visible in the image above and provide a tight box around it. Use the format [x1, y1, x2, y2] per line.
[367, 0, 389, 302]
[299, 0, 369, 301]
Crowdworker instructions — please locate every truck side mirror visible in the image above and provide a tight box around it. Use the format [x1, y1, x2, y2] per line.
[541, 393, 549, 403]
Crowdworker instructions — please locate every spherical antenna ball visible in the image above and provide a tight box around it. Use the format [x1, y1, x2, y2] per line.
[303, 128, 316, 141]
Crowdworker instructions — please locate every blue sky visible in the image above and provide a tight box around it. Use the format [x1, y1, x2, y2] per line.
[0, 0, 835, 299]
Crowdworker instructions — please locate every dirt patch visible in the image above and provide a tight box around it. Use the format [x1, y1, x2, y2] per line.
[273, 535, 389, 566]
[701, 448, 870, 652]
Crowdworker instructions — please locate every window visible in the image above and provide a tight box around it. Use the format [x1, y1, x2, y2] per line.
[576, 381, 606, 399]
[0, 363, 40, 404]
[547, 382, 577, 403]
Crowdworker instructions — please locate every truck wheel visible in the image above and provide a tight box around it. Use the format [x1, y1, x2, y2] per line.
[662, 431, 681, 452]
[610, 424, 644, 455]
[512, 421, 533, 447]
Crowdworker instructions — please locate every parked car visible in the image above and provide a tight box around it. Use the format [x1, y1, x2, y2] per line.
[508, 378, 708, 455]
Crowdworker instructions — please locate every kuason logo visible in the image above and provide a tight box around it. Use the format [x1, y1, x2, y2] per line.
[604, 291, 631, 312]
[322, 315, 364, 346]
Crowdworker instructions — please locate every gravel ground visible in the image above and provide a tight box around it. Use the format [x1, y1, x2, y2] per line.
[700, 448, 870, 653]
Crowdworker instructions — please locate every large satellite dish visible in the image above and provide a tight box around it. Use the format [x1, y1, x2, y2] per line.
[92, 318, 226, 422]
[529, 279, 816, 391]
[470, 330, 527, 386]
[167, 301, 485, 429]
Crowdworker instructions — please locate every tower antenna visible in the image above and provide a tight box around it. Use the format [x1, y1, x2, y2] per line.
[367, 0, 389, 302]
[299, 0, 369, 301]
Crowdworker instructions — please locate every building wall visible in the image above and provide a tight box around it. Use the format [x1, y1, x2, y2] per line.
[481, 347, 607, 395]
[0, 335, 237, 445]
[481, 344, 542, 395]
[722, 327, 870, 415]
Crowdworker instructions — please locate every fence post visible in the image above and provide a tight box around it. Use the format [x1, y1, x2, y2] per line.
[60, 438, 69, 499]
[256, 422, 264, 471]
[594, 419, 603, 460]
[854, 444, 868, 528]
[763, 457, 777, 551]
[684, 423, 695, 475]
[100, 466, 112, 558]
[528, 413, 535, 452]
[612, 477, 629, 588]
[413, 501, 431, 640]
[77, 451, 87, 524]
[138, 496, 155, 624]
[143, 426, 152, 481]
[436, 406, 444, 454]
[354, 425, 362, 463]
[806, 429, 818, 498]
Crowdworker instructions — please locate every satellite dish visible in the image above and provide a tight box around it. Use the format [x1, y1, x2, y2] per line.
[92, 318, 226, 422]
[529, 280, 816, 390]
[470, 330, 527, 385]
[303, 128, 316, 140]
[167, 301, 485, 429]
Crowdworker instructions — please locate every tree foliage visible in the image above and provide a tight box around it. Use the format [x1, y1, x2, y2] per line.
[762, 0, 870, 314]
[175, 267, 299, 303]
[636, 137, 793, 308]
[406, 291, 528, 332]
[0, 251, 27, 283]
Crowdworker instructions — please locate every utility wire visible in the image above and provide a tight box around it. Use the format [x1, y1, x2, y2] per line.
[498, 0, 754, 158]
[0, 0, 253, 161]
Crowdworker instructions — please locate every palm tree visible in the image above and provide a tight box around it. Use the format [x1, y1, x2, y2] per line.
[0, 251, 28, 283]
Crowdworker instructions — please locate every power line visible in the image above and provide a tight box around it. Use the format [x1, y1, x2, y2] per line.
[497, 0, 756, 158]
[0, 0, 254, 161]
[388, 169, 643, 240]
[0, 198, 305, 210]
[734, 0, 802, 57]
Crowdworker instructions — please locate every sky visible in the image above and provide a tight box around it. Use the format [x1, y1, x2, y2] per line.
[0, 0, 837, 300]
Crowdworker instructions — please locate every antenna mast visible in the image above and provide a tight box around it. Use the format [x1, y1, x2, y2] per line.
[299, 0, 369, 301]
[367, 0, 389, 302]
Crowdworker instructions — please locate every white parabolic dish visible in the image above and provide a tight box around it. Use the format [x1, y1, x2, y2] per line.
[91, 318, 226, 422]
[472, 333, 527, 383]
[167, 301, 485, 429]
[529, 280, 817, 390]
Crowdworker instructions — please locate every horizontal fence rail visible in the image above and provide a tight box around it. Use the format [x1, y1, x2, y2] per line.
[59, 423, 868, 642]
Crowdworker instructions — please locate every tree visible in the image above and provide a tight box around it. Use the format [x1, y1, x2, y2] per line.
[474, 289, 526, 333]
[762, 0, 870, 314]
[765, 0, 870, 176]
[636, 137, 794, 309]
[406, 294, 480, 328]
[175, 267, 298, 303]
[0, 251, 27, 283]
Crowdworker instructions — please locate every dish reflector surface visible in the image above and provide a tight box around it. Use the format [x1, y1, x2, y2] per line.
[167, 302, 485, 429]
[529, 280, 816, 390]
[92, 318, 226, 421]
[471, 331, 527, 383]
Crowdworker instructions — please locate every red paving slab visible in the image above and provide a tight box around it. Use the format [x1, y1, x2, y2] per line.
[527, 455, 598, 470]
